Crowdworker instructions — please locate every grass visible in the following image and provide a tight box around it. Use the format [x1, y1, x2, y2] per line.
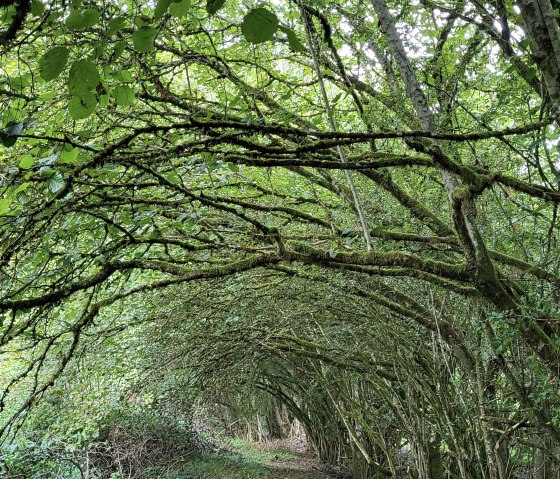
[157, 438, 297, 479]
[229, 437, 297, 461]
[159, 452, 269, 479]
[153, 439, 275, 479]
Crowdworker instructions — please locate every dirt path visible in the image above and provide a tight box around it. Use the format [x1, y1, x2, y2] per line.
[207, 438, 343, 479]
[266, 451, 338, 479]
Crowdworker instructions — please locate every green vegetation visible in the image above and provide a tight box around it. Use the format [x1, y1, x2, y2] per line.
[1, 0, 560, 477]
[166, 454, 268, 479]
[165, 439, 283, 479]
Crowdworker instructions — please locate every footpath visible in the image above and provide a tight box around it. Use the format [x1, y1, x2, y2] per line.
[266, 449, 335, 479]
[174, 438, 340, 479]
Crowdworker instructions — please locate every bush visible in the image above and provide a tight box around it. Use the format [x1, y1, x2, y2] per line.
[0, 408, 209, 479]
[88, 408, 209, 478]
[0, 438, 83, 479]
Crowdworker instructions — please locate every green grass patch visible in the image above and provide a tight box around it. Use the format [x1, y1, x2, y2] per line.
[156, 439, 299, 478]
[157, 450, 269, 479]
[228, 438, 297, 462]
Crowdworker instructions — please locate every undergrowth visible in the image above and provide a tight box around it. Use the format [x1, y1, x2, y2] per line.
[0, 408, 206, 479]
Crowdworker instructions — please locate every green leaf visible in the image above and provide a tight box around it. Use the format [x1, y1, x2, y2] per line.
[68, 59, 100, 97]
[65, 9, 101, 30]
[522, 67, 538, 82]
[47, 171, 65, 193]
[518, 38, 530, 50]
[99, 93, 109, 108]
[113, 85, 135, 106]
[280, 26, 304, 53]
[39, 47, 69, 81]
[206, 0, 226, 15]
[18, 155, 35, 169]
[69, 92, 96, 119]
[110, 41, 127, 63]
[132, 26, 158, 53]
[154, 0, 173, 20]
[30, 0, 45, 17]
[241, 7, 279, 44]
[60, 144, 79, 163]
[112, 70, 133, 83]
[165, 171, 181, 184]
[169, 0, 191, 18]
[9, 74, 31, 91]
[14, 182, 30, 194]
[331, 92, 342, 104]
[0, 197, 10, 215]
[106, 17, 127, 37]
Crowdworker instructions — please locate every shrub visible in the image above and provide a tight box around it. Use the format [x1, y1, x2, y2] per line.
[88, 409, 208, 478]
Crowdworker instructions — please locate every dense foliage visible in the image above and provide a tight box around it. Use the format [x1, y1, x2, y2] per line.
[1, 0, 560, 477]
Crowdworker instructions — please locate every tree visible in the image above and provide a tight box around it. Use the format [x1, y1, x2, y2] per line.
[0, 0, 559, 477]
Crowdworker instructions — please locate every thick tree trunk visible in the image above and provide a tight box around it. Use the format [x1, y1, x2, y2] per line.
[369, 0, 516, 310]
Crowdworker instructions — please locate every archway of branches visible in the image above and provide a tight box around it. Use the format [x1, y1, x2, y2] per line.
[1, 0, 560, 477]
